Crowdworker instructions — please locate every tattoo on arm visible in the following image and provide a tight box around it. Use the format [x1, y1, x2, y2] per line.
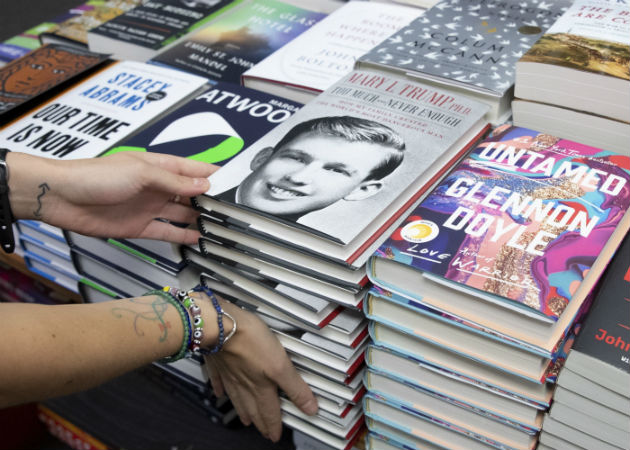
[33, 182, 50, 219]
[111, 296, 171, 342]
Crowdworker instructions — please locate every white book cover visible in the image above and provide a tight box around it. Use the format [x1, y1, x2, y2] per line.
[242, 1, 423, 93]
[0, 60, 207, 159]
[544, 0, 630, 45]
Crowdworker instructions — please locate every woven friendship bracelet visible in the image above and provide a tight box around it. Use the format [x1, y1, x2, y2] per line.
[144, 289, 191, 363]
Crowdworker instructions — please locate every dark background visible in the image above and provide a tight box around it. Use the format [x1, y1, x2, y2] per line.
[0, 0, 80, 42]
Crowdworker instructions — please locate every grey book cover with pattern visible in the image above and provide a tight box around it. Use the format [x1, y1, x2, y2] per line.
[359, 0, 571, 96]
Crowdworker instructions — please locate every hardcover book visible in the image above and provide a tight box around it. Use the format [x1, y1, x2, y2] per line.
[241, 1, 423, 103]
[541, 413, 623, 450]
[357, 0, 571, 123]
[562, 230, 630, 395]
[204, 271, 368, 346]
[365, 288, 564, 382]
[365, 369, 538, 450]
[366, 426, 443, 450]
[281, 398, 364, 441]
[511, 99, 630, 156]
[39, 0, 143, 48]
[365, 344, 543, 430]
[364, 394, 510, 450]
[185, 247, 342, 328]
[195, 68, 489, 268]
[87, 0, 240, 61]
[0, 60, 208, 160]
[551, 386, 629, 433]
[0, 44, 108, 118]
[515, 0, 630, 123]
[198, 213, 368, 289]
[149, 0, 327, 83]
[369, 321, 554, 409]
[282, 412, 364, 450]
[370, 125, 630, 356]
[197, 236, 366, 307]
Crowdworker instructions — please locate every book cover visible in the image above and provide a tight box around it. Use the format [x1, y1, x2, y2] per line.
[87, 0, 238, 57]
[519, 0, 630, 83]
[0, 44, 108, 117]
[40, 0, 143, 47]
[241, 1, 422, 96]
[102, 81, 300, 164]
[202, 68, 488, 248]
[568, 231, 630, 374]
[0, 60, 207, 160]
[514, 0, 630, 123]
[358, 0, 570, 96]
[374, 125, 630, 321]
[150, 0, 327, 83]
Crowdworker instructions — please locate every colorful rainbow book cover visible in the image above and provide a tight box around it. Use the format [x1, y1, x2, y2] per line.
[375, 125, 630, 321]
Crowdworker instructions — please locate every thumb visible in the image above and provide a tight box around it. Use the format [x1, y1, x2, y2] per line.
[274, 358, 318, 416]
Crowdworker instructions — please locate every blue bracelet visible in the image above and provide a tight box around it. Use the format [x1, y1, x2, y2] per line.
[193, 286, 237, 355]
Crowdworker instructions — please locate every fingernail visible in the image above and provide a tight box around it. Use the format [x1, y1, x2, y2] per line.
[303, 398, 318, 415]
[194, 177, 209, 188]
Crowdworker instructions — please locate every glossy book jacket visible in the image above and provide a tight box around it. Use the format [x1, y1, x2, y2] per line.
[374, 125, 630, 320]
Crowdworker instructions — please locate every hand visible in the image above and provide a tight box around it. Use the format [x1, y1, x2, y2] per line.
[204, 301, 318, 442]
[8, 151, 217, 244]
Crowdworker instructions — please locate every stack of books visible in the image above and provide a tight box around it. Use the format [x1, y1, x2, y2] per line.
[364, 125, 630, 449]
[538, 232, 630, 450]
[187, 60, 489, 447]
[147, 0, 331, 80]
[513, 0, 630, 155]
[5, 0, 630, 448]
[86, 0, 241, 61]
[241, 0, 423, 104]
[356, 0, 572, 125]
[0, 56, 208, 293]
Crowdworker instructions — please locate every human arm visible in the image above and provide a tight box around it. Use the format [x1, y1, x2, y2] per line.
[0, 293, 206, 407]
[0, 291, 317, 440]
[1, 150, 318, 438]
[6, 151, 216, 243]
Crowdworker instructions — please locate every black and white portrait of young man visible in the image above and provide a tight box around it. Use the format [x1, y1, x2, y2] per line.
[209, 115, 411, 243]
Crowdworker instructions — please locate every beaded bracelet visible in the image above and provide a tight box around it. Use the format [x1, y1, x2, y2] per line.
[144, 289, 192, 363]
[192, 285, 237, 355]
[167, 287, 206, 354]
